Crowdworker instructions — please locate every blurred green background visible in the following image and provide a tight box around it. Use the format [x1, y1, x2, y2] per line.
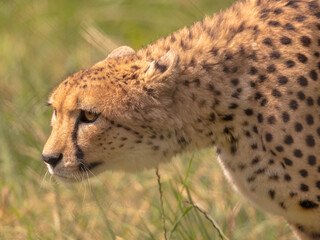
[0, 0, 294, 239]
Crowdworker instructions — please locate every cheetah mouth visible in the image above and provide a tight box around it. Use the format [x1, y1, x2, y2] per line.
[48, 161, 103, 182]
[78, 161, 103, 173]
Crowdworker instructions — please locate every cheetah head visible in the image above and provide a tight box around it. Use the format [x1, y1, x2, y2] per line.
[42, 46, 182, 181]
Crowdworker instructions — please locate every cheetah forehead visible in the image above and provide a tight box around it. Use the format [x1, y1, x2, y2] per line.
[48, 50, 179, 117]
[49, 63, 142, 113]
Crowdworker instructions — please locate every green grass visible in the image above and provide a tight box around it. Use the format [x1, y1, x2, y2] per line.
[0, 0, 294, 239]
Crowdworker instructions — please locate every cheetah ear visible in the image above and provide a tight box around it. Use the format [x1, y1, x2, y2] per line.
[145, 49, 179, 80]
[93, 46, 136, 67]
[107, 46, 136, 59]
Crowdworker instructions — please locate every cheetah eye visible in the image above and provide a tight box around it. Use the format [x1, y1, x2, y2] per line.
[79, 110, 99, 123]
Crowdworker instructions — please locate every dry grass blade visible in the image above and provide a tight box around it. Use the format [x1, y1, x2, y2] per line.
[81, 20, 118, 54]
[156, 168, 167, 240]
[185, 200, 229, 240]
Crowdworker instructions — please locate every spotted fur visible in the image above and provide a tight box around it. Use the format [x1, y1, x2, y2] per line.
[43, 0, 320, 238]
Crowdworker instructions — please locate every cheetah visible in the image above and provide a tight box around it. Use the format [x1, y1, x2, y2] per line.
[42, 0, 320, 238]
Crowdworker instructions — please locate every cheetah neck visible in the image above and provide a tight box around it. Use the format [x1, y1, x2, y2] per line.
[137, 8, 259, 155]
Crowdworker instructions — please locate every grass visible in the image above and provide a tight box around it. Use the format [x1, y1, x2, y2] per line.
[0, 0, 294, 239]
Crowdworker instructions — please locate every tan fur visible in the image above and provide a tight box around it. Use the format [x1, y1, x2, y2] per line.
[43, 0, 320, 238]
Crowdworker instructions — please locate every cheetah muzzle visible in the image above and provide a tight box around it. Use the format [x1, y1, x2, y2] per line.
[42, 0, 320, 239]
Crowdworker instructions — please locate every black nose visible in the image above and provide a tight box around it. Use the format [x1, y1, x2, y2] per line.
[42, 153, 63, 168]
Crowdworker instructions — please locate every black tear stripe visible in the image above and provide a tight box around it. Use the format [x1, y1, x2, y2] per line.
[72, 116, 84, 160]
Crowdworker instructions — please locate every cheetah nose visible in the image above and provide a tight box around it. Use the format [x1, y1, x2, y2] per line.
[42, 153, 63, 168]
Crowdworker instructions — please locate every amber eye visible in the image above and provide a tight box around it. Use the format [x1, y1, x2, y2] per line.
[79, 110, 99, 123]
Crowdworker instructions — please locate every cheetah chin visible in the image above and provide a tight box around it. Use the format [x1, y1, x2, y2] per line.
[42, 0, 320, 239]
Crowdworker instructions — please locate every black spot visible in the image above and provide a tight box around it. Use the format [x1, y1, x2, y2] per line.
[270, 51, 281, 59]
[295, 15, 307, 22]
[300, 184, 309, 191]
[317, 97, 320, 106]
[269, 174, 279, 181]
[306, 97, 314, 106]
[247, 176, 256, 182]
[276, 146, 284, 152]
[306, 114, 314, 125]
[259, 74, 267, 82]
[279, 202, 286, 209]
[249, 81, 256, 87]
[272, 89, 282, 97]
[308, 155, 317, 166]
[299, 169, 308, 177]
[294, 149, 303, 158]
[300, 200, 318, 209]
[297, 91, 305, 100]
[297, 53, 308, 63]
[230, 78, 239, 86]
[289, 192, 297, 198]
[244, 109, 254, 115]
[245, 131, 251, 137]
[284, 174, 291, 181]
[229, 103, 238, 109]
[284, 135, 294, 144]
[251, 144, 258, 149]
[251, 157, 260, 165]
[230, 145, 237, 154]
[280, 36, 292, 45]
[297, 76, 308, 86]
[289, 100, 298, 110]
[267, 64, 276, 73]
[274, 8, 283, 14]
[295, 122, 303, 132]
[317, 181, 320, 189]
[257, 113, 263, 123]
[249, 66, 258, 75]
[285, 60, 295, 68]
[222, 115, 234, 121]
[268, 21, 280, 27]
[310, 70, 318, 81]
[300, 36, 311, 47]
[306, 135, 315, 147]
[296, 224, 305, 232]
[284, 157, 293, 166]
[209, 113, 216, 122]
[278, 76, 288, 85]
[267, 115, 276, 124]
[263, 38, 273, 46]
[284, 23, 295, 30]
[266, 133, 273, 142]
[260, 98, 267, 106]
[269, 190, 275, 199]
[255, 92, 263, 100]
[282, 112, 290, 122]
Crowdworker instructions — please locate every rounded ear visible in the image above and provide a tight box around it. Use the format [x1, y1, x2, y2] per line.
[145, 49, 179, 80]
[106, 46, 136, 59]
[93, 46, 136, 67]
